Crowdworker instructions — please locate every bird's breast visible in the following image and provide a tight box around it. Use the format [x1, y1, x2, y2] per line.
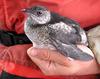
[25, 23, 56, 50]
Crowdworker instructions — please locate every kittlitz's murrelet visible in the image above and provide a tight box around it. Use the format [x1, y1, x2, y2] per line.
[23, 5, 93, 61]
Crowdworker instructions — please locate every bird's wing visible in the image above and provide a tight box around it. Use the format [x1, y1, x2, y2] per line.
[50, 12, 88, 46]
[48, 13, 92, 60]
[49, 36, 93, 61]
[63, 18, 88, 46]
[48, 21, 81, 45]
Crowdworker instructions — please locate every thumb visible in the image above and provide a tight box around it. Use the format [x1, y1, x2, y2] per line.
[28, 52, 48, 72]
[27, 47, 56, 74]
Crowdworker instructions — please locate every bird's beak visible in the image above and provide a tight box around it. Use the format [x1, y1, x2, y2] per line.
[21, 8, 31, 13]
[21, 8, 27, 12]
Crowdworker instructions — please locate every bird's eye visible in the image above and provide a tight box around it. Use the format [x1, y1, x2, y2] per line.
[36, 11, 42, 16]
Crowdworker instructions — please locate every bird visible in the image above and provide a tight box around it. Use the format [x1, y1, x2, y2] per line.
[23, 5, 93, 61]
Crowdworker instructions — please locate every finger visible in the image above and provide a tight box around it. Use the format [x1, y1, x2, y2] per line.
[27, 47, 71, 66]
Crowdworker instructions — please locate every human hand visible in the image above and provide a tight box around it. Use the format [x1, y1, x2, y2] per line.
[27, 45, 100, 75]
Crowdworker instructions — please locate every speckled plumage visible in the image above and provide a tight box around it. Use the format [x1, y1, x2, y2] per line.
[24, 5, 93, 61]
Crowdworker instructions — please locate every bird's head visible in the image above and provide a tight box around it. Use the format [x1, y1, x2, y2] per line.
[22, 5, 51, 24]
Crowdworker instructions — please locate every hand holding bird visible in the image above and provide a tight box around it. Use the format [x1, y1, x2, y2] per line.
[27, 45, 99, 75]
